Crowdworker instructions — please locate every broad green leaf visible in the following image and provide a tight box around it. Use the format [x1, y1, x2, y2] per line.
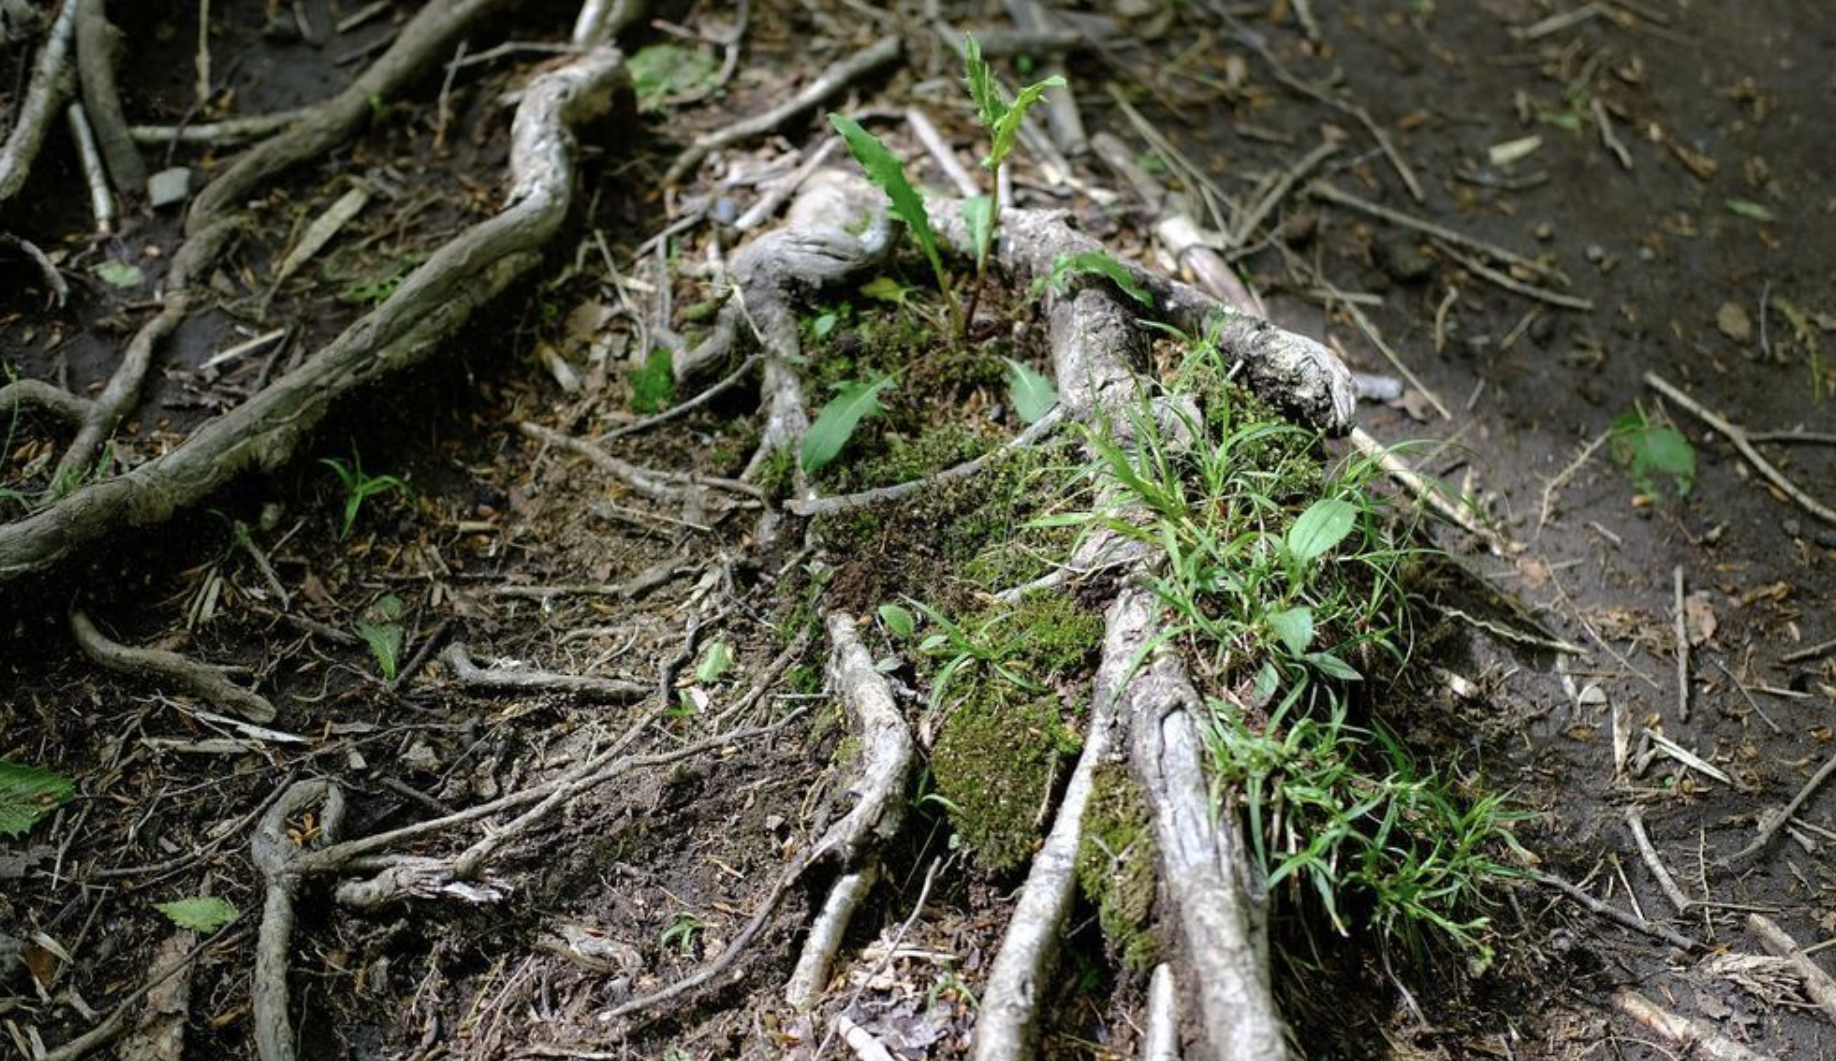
[1724, 198, 1775, 223]
[696, 640, 734, 684]
[93, 260, 144, 288]
[828, 114, 947, 297]
[963, 195, 995, 271]
[356, 619, 403, 681]
[155, 896, 239, 933]
[810, 312, 839, 340]
[801, 375, 895, 473]
[962, 33, 1005, 131]
[628, 44, 718, 110]
[1031, 251, 1153, 307]
[0, 760, 75, 838]
[987, 75, 1066, 170]
[1285, 498, 1358, 564]
[859, 276, 912, 304]
[1611, 413, 1696, 497]
[1265, 606, 1315, 655]
[878, 603, 916, 638]
[1305, 651, 1363, 682]
[1003, 358, 1057, 424]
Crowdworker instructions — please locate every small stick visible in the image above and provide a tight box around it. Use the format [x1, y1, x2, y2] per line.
[130, 111, 306, 145]
[1309, 181, 1559, 280]
[1748, 913, 1836, 1025]
[788, 408, 1061, 517]
[1613, 990, 1778, 1061]
[599, 354, 761, 442]
[521, 421, 764, 503]
[1729, 749, 1836, 864]
[1231, 137, 1339, 246]
[1645, 371, 1836, 528]
[1780, 636, 1836, 664]
[1538, 429, 1610, 530]
[834, 1015, 898, 1061]
[441, 642, 648, 702]
[1330, 287, 1450, 419]
[194, 0, 212, 109]
[1592, 97, 1632, 170]
[1534, 871, 1701, 952]
[1672, 565, 1690, 722]
[1434, 242, 1594, 311]
[1348, 427, 1517, 554]
[906, 107, 979, 198]
[1713, 659, 1783, 735]
[1625, 808, 1692, 914]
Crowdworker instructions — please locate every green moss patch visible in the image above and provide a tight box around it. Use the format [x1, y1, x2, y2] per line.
[930, 683, 1077, 874]
[1076, 763, 1160, 974]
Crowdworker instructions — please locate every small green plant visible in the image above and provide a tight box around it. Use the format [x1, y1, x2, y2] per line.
[1029, 250, 1154, 308]
[1002, 358, 1057, 424]
[321, 450, 410, 538]
[0, 759, 75, 838]
[827, 33, 1064, 340]
[877, 602, 917, 638]
[154, 895, 240, 933]
[801, 374, 895, 474]
[629, 347, 675, 413]
[356, 594, 406, 680]
[629, 43, 718, 110]
[695, 639, 734, 684]
[1609, 409, 1695, 498]
[660, 912, 709, 957]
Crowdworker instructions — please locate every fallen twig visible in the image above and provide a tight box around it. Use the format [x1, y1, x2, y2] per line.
[1748, 913, 1836, 1026]
[1613, 989, 1776, 1061]
[0, 0, 79, 205]
[1672, 566, 1691, 722]
[521, 420, 763, 504]
[1626, 808, 1692, 914]
[1534, 870, 1701, 951]
[441, 642, 649, 702]
[1645, 371, 1836, 527]
[1309, 181, 1560, 281]
[1729, 748, 1836, 865]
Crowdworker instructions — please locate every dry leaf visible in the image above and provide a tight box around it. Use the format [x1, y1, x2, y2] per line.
[1684, 592, 1718, 646]
[1716, 301, 1753, 342]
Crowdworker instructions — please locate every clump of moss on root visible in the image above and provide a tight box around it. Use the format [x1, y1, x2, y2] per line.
[1076, 763, 1160, 974]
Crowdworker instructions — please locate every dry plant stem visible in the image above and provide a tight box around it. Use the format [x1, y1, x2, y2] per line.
[1645, 371, 1836, 528]
[1538, 429, 1609, 530]
[441, 642, 649, 702]
[1347, 426, 1517, 554]
[0, 378, 90, 424]
[1533, 871, 1700, 951]
[1331, 285, 1450, 419]
[1729, 749, 1836, 865]
[1434, 241, 1594, 311]
[1781, 636, 1836, 665]
[970, 591, 1130, 1061]
[54, 220, 237, 482]
[0, 0, 78, 205]
[1231, 138, 1338, 246]
[664, 34, 901, 183]
[1671, 565, 1690, 722]
[519, 421, 763, 503]
[1142, 965, 1181, 1061]
[130, 111, 307, 145]
[74, 0, 145, 194]
[1613, 990, 1777, 1061]
[834, 1015, 898, 1061]
[69, 607, 277, 722]
[1308, 181, 1559, 281]
[1747, 913, 1836, 1024]
[1625, 808, 1692, 914]
[788, 408, 1061, 517]
[906, 107, 979, 197]
[251, 780, 345, 1061]
[0, 47, 626, 581]
[785, 864, 878, 1011]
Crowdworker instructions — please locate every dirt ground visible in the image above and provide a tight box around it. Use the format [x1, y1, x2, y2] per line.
[2, 1, 1834, 1059]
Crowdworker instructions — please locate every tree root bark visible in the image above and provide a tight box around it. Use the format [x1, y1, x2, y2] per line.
[0, 0, 78, 205]
[0, 43, 628, 581]
[69, 606, 278, 722]
[74, 0, 145, 196]
[441, 641, 650, 702]
[251, 780, 346, 1061]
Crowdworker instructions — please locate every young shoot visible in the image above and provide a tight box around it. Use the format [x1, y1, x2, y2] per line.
[961, 33, 1065, 326]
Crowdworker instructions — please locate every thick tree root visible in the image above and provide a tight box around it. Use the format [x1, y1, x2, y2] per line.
[0, 44, 628, 580]
[75, 0, 145, 196]
[251, 780, 345, 1061]
[69, 606, 277, 722]
[0, 0, 78, 205]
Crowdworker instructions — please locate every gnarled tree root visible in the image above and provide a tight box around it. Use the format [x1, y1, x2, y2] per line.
[0, 43, 628, 580]
[69, 606, 277, 722]
[251, 780, 346, 1061]
[0, 0, 79, 205]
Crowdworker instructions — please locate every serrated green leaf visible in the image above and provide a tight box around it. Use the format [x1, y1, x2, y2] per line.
[801, 375, 894, 473]
[155, 896, 239, 932]
[963, 195, 994, 271]
[1286, 498, 1358, 564]
[828, 114, 947, 299]
[1003, 358, 1057, 424]
[987, 75, 1066, 170]
[356, 620, 403, 681]
[963, 33, 1006, 132]
[1266, 606, 1315, 655]
[0, 760, 75, 838]
[695, 640, 734, 684]
[878, 603, 916, 638]
[93, 260, 144, 288]
[1724, 198, 1775, 222]
[1031, 251, 1153, 307]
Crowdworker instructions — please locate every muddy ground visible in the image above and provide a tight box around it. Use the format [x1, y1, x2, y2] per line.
[2, 1, 1834, 1059]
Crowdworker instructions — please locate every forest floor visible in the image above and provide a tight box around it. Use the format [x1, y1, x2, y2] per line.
[2, 1, 1834, 1059]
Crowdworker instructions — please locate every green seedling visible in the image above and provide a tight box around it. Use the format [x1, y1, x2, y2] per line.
[877, 602, 917, 638]
[1029, 250, 1154, 308]
[322, 450, 410, 538]
[357, 594, 406, 681]
[960, 33, 1065, 327]
[828, 113, 962, 336]
[695, 639, 734, 684]
[630, 348, 675, 414]
[629, 43, 718, 109]
[0, 759, 75, 838]
[660, 912, 709, 957]
[1609, 409, 1695, 498]
[801, 375, 894, 474]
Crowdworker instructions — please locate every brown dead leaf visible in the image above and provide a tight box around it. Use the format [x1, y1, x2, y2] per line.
[1684, 591, 1718, 646]
[1716, 301, 1752, 342]
[1515, 554, 1551, 590]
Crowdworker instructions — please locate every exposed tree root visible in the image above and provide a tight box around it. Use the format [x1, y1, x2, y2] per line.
[251, 780, 345, 1061]
[74, 0, 145, 196]
[0, 0, 78, 205]
[441, 641, 650, 702]
[69, 606, 278, 722]
[0, 43, 628, 580]
[520, 421, 764, 505]
[1142, 964, 1182, 1061]
[786, 864, 879, 1011]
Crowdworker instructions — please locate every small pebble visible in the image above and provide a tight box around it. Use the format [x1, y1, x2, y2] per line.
[148, 167, 192, 209]
[1638, 246, 1656, 262]
[710, 197, 738, 225]
[1584, 243, 1606, 264]
[1815, 528, 1836, 549]
[1782, 518, 1802, 538]
[1533, 222, 1554, 241]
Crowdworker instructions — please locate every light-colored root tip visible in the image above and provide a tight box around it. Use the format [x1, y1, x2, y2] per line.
[785, 864, 879, 1011]
[1142, 964, 1182, 1061]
